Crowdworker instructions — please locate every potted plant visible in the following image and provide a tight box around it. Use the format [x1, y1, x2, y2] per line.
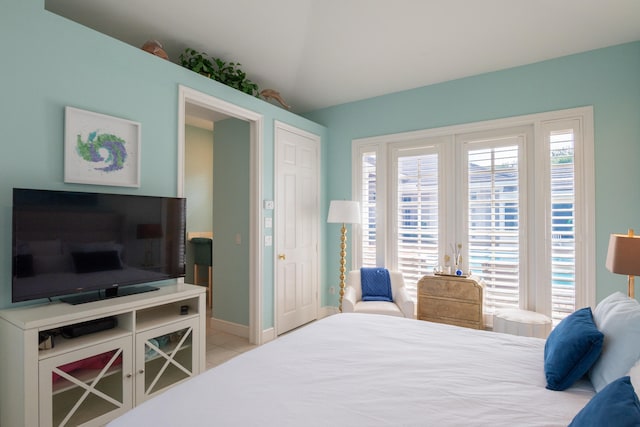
[179, 48, 215, 78]
[179, 48, 259, 97]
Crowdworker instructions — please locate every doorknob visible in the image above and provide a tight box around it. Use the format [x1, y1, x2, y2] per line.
[278, 254, 286, 260]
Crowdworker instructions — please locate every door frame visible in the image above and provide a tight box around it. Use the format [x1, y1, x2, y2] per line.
[274, 120, 321, 335]
[177, 85, 264, 345]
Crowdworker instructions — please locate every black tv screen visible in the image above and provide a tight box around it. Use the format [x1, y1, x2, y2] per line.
[12, 188, 186, 304]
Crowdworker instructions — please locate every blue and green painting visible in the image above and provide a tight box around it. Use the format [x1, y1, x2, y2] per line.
[75, 131, 127, 172]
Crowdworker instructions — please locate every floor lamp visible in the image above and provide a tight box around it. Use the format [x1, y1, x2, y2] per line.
[327, 200, 361, 312]
[606, 228, 640, 299]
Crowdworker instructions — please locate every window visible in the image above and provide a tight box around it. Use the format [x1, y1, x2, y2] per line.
[361, 150, 377, 268]
[463, 137, 523, 314]
[352, 108, 595, 324]
[549, 128, 577, 320]
[396, 153, 439, 275]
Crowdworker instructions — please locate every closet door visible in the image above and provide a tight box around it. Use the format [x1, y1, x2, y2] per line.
[275, 123, 320, 335]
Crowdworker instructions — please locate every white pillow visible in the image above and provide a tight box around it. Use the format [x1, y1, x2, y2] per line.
[589, 292, 640, 392]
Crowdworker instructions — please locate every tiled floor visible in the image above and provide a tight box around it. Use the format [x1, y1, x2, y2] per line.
[205, 314, 257, 370]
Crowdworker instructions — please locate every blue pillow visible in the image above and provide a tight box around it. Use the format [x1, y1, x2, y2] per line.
[544, 307, 604, 391]
[569, 376, 640, 426]
[360, 268, 392, 302]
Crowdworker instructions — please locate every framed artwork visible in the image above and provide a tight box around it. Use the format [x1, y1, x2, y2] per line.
[64, 106, 141, 187]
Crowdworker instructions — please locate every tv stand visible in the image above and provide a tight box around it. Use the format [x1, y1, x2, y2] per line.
[61, 285, 159, 305]
[0, 283, 206, 427]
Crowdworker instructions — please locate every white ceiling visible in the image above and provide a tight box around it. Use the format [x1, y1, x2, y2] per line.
[46, 0, 640, 114]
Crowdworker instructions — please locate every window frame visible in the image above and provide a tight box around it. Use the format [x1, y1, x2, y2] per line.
[458, 127, 530, 314]
[351, 107, 596, 319]
[389, 138, 449, 278]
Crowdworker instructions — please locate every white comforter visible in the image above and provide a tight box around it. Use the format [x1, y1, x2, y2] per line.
[109, 313, 594, 426]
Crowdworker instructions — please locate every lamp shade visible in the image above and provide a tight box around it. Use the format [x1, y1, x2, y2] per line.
[606, 233, 640, 276]
[327, 200, 360, 224]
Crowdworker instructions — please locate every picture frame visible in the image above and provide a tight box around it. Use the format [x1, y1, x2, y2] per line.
[64, 106, 141, 187]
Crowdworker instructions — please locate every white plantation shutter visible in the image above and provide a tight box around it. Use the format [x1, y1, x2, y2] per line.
[465, 143, 521, 313]
[352, 108, 594, 325]
[395, 151, 439, 298]
[549, 129, 577, 322]
[361, 151, 377, 268]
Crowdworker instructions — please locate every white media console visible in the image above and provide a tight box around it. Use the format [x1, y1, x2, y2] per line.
[0, 283, 206, 427]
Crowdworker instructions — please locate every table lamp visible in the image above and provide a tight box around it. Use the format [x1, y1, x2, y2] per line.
[605, 228, 640, 298]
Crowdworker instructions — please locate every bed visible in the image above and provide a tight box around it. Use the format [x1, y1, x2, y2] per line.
[108, 312, 607, 426]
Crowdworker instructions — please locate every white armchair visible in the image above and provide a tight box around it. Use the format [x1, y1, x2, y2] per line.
[342, 270, 415, 318]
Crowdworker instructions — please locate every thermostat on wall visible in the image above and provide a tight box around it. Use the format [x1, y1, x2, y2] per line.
[263, 200, 274, 210]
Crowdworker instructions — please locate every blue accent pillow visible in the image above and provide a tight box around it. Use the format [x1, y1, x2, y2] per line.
[544, 307, 604, 391]
[569, 376, 640, 427]
[360, 268, 392, 302]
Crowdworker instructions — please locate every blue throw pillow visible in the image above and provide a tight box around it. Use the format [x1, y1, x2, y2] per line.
[569, 376, 640, 426]
[544, 307, 604, 391]
[360, 267, 393, 302]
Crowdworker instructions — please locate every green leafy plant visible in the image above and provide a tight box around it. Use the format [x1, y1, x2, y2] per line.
[179, 48, 259, 97]
[179, 48, 215, 77]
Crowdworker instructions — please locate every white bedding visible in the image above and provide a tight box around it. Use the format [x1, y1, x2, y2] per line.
[109, 313, 594, 426]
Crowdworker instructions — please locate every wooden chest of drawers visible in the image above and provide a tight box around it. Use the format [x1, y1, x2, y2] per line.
[417, 275, 484, 330]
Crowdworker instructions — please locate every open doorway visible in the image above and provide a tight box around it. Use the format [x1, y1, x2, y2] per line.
[177, 85, 264, 346]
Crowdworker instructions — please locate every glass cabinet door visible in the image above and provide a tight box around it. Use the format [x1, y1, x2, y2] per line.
[135, 317, 199, 404]
[39, 337, 133, 427]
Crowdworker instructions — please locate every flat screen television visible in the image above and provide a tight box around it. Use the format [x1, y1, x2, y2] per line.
[12, 188, 186, 304]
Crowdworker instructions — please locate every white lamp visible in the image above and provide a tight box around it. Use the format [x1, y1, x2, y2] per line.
[327, 200, 361, 312]
[606, 228, 640, 299]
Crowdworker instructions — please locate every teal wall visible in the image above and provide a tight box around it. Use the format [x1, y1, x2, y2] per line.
[212, 119, 250, 325]
[184, 125, 214, 285]
[305, 41, 640, 304]
[3, 1, 638, 321]
[0, 1, 329, 331]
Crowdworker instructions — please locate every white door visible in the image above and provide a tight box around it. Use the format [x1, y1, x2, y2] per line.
[275, 123, 320, 335]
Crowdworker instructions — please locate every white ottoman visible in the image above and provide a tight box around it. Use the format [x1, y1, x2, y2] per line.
[493, 308, 552, 338]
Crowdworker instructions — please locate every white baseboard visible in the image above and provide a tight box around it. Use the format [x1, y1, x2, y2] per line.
[209, 317, 277, 345]
[210, 317, 249, 338]
[212, 306, 338, 344]
[320, 305, 339, 318]
[261, 327, 276, 343]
